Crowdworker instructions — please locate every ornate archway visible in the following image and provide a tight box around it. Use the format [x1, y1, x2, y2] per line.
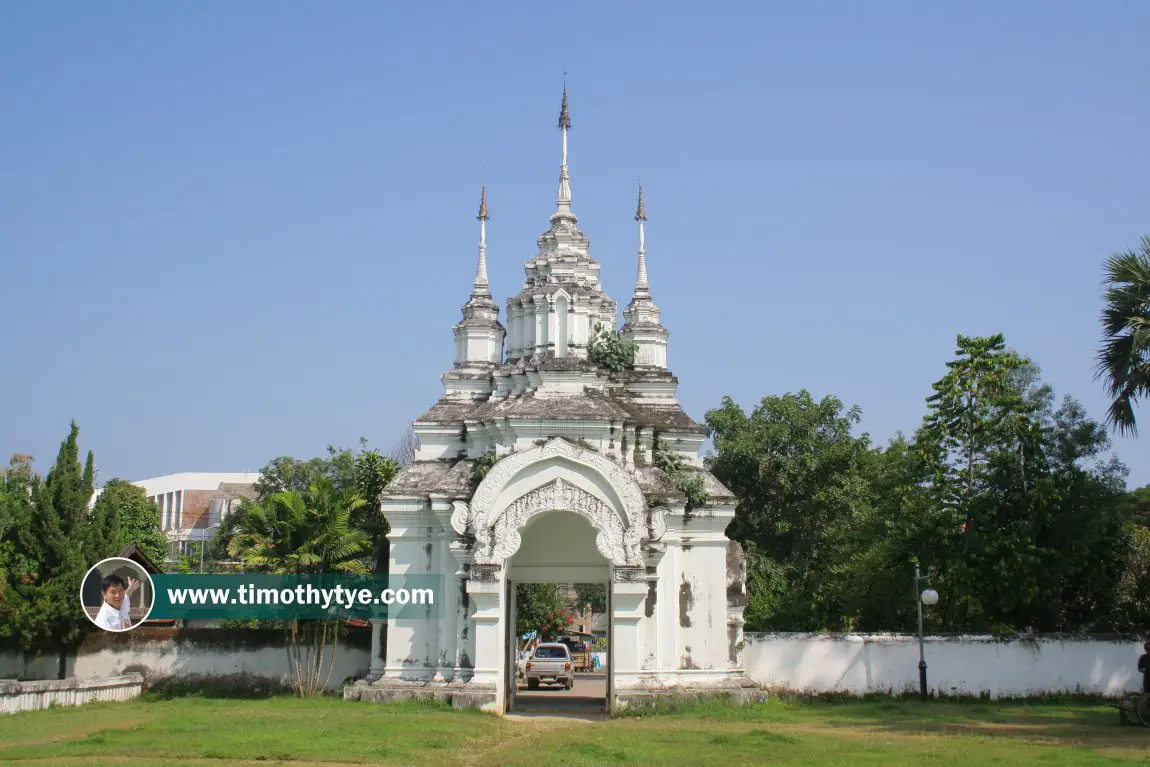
[449, 438, 665, 568]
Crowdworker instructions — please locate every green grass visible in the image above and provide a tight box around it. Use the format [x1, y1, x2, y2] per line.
[0, 694, 1146, 765]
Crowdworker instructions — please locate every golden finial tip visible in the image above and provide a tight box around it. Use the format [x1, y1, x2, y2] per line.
[634, 181, 647, 222]
[477, 184, 489, 221]
[558, 80, 571, 131]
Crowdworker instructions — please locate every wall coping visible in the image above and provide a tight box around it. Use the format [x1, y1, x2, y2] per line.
[0, 673, 144, 695]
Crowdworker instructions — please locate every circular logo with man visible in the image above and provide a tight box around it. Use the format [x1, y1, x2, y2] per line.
[80, 557, 155, 632]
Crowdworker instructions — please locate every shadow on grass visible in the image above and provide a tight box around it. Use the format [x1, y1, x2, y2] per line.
[614, 692, 1150, 747]
[810, 699, 1150, 746]
[142, 674, 291, 700]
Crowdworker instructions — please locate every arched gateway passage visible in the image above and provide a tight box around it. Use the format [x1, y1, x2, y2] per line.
[454, 439, 659, 713]
[505, 511, 610, 713]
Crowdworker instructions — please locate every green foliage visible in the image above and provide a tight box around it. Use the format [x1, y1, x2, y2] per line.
[652, 436, 708, 513]
[1095, 235, 1150, 436]
[0, 456, 37, 639]
[352, 449, 399, 574]
[515, 582, 569, 637]
[1114, 523, 1150, 630]
[227, 477, 371, 575]
[91, 479, 168, 564]
[705, 391, 873, 630]
[227, 477, 370, 697]
[710, 335, 1146, 634]
[471, 452, 498, 488]
[1122, 484, 1150, 527]
[573, 582, 607, 614]
[217, 439, 395, 569]
[588, 322, 637, 372]
[0, 424, 98, 671]
[252, 440, 379, 502]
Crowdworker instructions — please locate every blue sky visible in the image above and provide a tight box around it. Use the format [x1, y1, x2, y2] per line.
[2, 2, 1148, 487]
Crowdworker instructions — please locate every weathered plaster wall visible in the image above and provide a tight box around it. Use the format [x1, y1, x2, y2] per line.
[744, 632, 1145, 698]
[1, 628, 371, 692]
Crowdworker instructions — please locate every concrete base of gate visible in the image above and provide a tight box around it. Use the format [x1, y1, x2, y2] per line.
[343, 679, 497, 711]
[613, 675, 769, 711]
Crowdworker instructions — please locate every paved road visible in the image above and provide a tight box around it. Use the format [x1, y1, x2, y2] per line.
[511, 672, 607, 713]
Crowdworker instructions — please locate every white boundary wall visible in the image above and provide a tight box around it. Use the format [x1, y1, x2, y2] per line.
[0, 628, 372, 694]
[744, 633, 1146, 698]
[1, 674, 143, 715]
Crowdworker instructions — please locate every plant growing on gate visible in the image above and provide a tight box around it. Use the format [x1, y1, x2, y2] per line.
[653, 435, 708, 514]
[470, 451, 499, 489]
[589, 323, 636, 373]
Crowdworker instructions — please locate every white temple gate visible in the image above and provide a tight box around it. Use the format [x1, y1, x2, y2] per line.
[345, 87, 761, 712]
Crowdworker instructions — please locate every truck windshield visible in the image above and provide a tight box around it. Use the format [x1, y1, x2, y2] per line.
[534, 647, 568, 659]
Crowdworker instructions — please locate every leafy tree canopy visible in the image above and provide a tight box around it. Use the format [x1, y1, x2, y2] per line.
[91, 479, 168, 565]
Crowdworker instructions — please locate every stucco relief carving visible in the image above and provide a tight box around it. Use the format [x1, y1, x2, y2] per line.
[647, 505, 668, 542]
[470, 563, 501, 582]
[450, 501, 471, 536]
[473, 478, 640, 567]
[470, 437, 646, 532]
[613, 566, 646, 583]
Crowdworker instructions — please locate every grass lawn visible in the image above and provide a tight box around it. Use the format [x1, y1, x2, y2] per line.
[0, 694, 1146, 766]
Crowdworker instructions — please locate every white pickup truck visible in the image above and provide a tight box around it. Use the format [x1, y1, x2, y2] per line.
[524, 642, 574, 690]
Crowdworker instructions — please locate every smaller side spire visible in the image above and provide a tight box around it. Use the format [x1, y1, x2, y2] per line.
[473, 184, 490, 294]
[634, 181, 649, 296]
[621, 179, 668, 369]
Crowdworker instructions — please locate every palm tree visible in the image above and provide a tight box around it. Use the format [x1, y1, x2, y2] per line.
[228, 477, 370, 575]
[1096, 236, 1150, 436]
[228, 477, 371, 695]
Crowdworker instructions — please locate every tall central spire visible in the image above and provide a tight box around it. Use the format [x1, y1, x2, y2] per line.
[553, 79, 574, 221]
[473, 184, 490, 295]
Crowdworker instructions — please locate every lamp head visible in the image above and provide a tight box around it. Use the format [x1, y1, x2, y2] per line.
[920, 589, 939, 606]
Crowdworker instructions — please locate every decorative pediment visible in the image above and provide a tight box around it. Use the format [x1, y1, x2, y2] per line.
[470, 437, 646, 531]
[473, 477, 641, 567]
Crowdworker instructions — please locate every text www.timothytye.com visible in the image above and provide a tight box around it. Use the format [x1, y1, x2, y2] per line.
[166, 584, 435, 609]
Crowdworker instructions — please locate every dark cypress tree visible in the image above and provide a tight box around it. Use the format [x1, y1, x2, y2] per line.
[16, 422, 96, 677]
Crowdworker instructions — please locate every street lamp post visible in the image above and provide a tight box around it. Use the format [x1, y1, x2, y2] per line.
[914, 563, 939, 701]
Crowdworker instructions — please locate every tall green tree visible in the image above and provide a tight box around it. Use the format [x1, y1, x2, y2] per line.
[1095, 235, 1150, 435]
[705, 391, 874, 630]
[352, 449, 399, 574]
[90, 479, 168, 564]
[8, 424, 96, 677]
[0, 455, 38, 639]
[914, 334, 1040, 630]
[228, 477, 371, 696]
[826, 435, 937, 632]
[1114, 524, 1150, 631]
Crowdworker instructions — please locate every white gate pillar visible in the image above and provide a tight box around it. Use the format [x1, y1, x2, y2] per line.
[465, 564, 504, 700]
[610, 567, 649, 691]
